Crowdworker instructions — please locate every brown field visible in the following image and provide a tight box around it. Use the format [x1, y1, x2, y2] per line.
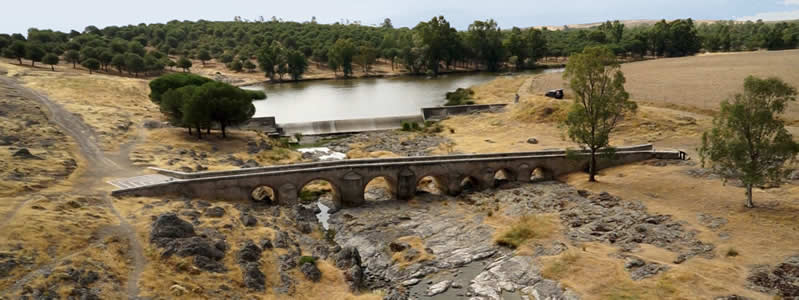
[531, 49, 799, 122]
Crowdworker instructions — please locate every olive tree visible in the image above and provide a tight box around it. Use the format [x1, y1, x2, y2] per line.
[562, 46, 637, 182]
[25, 43, 45, 67]
[177, 56, 192, 72]
[42, 53, 59, 71]
[81, 58, 100, 74]
[699, 76, 799, 208]
[65, 49, 80, 68]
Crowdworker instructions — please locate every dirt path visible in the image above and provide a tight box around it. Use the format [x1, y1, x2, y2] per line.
[0, 75, 146, 299]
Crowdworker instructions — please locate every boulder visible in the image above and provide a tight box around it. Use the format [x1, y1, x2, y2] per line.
[526, 138, 539, 144]
[427, 280, 452, 296]
[204, 207, 225, 218]
[242, 262, 265, 291]
[240, 213, 258, 227]
[12, 148, 43, 160]
[300, 262, 322, 282]
[238, 240, 263, 263]
[150, 213, 196, 246]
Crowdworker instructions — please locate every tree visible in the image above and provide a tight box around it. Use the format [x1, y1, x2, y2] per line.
[381, 18, 393, 29]
[286, 49, 308, 81]
[354, 46, 377, 73]
[243, 60, 256, 72]
[181, 86, 213, 139]
[111, 54, 126, 73]
[202, 81, 255, 137]
[125, 53, 145, 76]
[4, 40, 26, 64]
[65, 50, 80, 68]
[328, 38, 356, 77]
[414, 16, 458, 75]
[466, 19, 504, 71]
[25, 43, 46, 67]
[562, 46, 637, 182]
[42, 53, 59, 71]
[699, 77, 799, 208]
[148, 72, 212, 103]
[219, 53, 234, 64]
[99, 49, 114, 71]
[81, 58, 101, 74]
[177, 56, 192, 72]
[230, 60, 243, 72]
[197, 49, 211, 65]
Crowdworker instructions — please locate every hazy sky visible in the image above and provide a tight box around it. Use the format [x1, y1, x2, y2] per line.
[3, 0, 799, 35]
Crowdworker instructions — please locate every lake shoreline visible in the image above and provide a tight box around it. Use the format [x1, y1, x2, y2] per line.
[235, 63, 567, 87]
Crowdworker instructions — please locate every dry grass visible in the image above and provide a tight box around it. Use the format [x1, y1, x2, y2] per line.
[532, 49, 799, 122]
[494, 215, 557, 249]
[390, 236, 435, 267]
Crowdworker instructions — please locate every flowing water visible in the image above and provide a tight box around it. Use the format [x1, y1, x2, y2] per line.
[244, 69, 564, 127]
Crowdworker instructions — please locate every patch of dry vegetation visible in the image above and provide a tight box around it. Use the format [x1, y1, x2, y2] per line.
[112, 195, 381, 299]
[494, 215, 557, 249]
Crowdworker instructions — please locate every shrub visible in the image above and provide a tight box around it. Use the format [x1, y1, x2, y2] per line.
[411, 122, 420, 131]
[299, 256, 316, 265]
[401, 122, 412, 131]
[246, 89, 266, 100]
[726, 248, 739, 257]
[445, 87, 475, 106]
[325, 229, 337, 244]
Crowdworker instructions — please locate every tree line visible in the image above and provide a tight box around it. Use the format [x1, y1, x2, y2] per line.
[1, 17, 797, 78]
[149, 73, 266, 138]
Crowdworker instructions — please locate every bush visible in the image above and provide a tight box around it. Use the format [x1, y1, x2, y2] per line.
[411, 122, 420, 131]
[726, 248, 739, 257]
[401, 122, 412, 131]
[445, 87, 475, 106]
[298, 256, 316, 265]
[149, 73, 212, 103]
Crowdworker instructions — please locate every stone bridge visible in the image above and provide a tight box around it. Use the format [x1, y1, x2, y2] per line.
[110, 144, 685, 209]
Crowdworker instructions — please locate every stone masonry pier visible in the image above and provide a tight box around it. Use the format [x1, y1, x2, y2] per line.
[110, 144, 685, 209]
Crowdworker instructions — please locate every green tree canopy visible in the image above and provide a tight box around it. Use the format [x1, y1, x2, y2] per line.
[65, 49, 80, 68]
[149, 72, 213, 103]
[25, 43, 46, 67]
[562, 46, 637, 182]
[699, 76, 799, 207]
[42, 53, 59, 71]
[177, 56, 192, 72]
[81, 58, 101, 74]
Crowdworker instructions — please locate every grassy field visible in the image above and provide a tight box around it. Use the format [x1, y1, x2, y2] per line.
[529, 49, 799, 122]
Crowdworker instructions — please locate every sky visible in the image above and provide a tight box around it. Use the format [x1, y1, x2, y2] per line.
[3, 0, 799, 35]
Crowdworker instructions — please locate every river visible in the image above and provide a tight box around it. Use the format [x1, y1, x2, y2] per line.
[244, 68, 563, 134]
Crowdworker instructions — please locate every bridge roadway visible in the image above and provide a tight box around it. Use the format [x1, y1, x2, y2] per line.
[110, 144, 684, 209]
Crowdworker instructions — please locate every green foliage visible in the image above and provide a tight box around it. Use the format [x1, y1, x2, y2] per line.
[42, 53, 59, 70]
[64, 49, 80, 68]
[445, 88, 475, 106]
[149, 72, 213, 103]
[229, 60, 243, 72]
[413, 16, 459, 75]
[467, 19, 505, 71]
[243, 59, 256, 72]
[562, 46, 637, 182]
[245, 90, 266, 100]
[25, 43, 46, 67]
[150, 74, 255, 138]
[328, 39, 356, 77]
[81, 58, 100, 73]
[298, 256, 316, 265]
[401, 122, 412, 131]
[197, 49, 211, 65]
[124, 53, 145, 76]
[110, 54, 125, 73]
[699, 76, 799, 208]
[286, 49, 308, 81]
[3, 40, 27, 64]
[177, 56, 192, 72]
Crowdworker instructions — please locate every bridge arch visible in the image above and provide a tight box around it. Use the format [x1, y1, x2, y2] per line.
[492, 168, 517, 187]
[530, 166, 554, 182]
[250, 184, 277, 204]
[298, 178, 341, 208]
[416, 173, 448, 195]
[458, 174, 482, 193]
[364, 175, 397, 202]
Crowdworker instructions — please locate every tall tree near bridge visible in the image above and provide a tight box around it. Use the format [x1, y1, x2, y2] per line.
[699, 76, 799, 208]
[562, 46, 637, 182]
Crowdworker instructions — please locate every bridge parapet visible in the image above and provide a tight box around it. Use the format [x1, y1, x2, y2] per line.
[113, 145, 682, 209]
